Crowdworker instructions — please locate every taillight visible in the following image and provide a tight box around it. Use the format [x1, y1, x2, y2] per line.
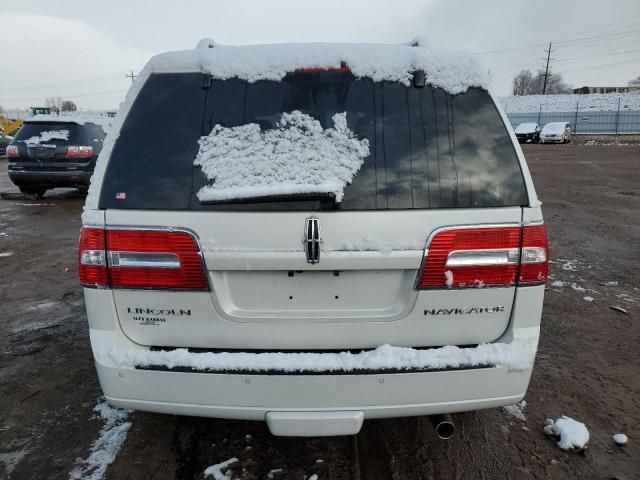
[417, 225, 548, 289]
[79, 228, 108, 287]
[6, 145, 19, 158]
[66, 146, 93, 158]
[78, 227, 208, 290]
[519, 225, 549, 284]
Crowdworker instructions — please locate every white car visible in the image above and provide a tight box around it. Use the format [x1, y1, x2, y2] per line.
[79, 41, 547, 438]
[540, 122, 572, 143]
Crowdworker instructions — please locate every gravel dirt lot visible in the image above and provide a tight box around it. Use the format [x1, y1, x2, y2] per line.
[1, 144, 639, 480]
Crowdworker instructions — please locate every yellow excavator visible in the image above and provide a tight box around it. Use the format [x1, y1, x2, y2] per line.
[0, 115, 23, 136]
[0, 108, 53, 136]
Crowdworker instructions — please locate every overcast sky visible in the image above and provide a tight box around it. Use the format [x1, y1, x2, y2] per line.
[1, 0, 639, 111]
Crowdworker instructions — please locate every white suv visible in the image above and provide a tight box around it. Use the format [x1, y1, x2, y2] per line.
[79, 42, 547, 437]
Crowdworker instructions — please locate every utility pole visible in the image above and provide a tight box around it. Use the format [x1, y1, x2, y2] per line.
[126, 70, 136, 84]
[542, 42, 553, 95]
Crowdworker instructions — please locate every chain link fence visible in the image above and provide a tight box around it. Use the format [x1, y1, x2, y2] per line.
[504, 99, 640, 135]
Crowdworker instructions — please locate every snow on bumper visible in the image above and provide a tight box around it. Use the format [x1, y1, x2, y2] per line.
[91, 328, 539, 428]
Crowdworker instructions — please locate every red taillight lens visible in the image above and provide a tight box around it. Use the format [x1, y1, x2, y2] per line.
[66, 146, 93, 158]
[418, 227, 521, 288]
[6, 145, 19, 158]
[78, 228, 108, 287]
[417, 225, 548, 289]
[519, 225, 549, 284]
[78, 228, 208, 290]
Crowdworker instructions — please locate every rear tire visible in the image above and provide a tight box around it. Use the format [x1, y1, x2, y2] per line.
[19, 186, 46, 199]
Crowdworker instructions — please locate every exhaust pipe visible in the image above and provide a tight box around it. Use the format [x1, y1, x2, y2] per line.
[430, 414, 455, 440]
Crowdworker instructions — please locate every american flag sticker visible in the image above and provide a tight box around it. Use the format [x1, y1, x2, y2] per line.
[115, 192, 127, 200]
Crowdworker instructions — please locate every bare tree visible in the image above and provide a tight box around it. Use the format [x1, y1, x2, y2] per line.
[512, 69, 572, 95]
[45, 97, 63, 113]
[61, 100, 77, 112]
[629, 76, 640, 87]
[512, 70, 533, 96]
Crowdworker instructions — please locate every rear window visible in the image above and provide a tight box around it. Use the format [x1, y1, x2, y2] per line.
[99, 72, 528, 210]
[14, 122, 81, 145]
[14, 122, 105, 145]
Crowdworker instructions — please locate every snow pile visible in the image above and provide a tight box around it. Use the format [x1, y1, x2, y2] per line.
[204, 457, 238, 480]
[499, 93, 640, 112]
[24, 130, 69, 144]
[106, 337, 536, 373]
[150, 42, 489, 93]
[544, 416, 589, 451]
[195, 111, 370, 203]
[613, 433, 628, 446]
[69, 398, 132, 480]
[583, 296, 594, 302]
[339, 237, 424, 254]
[503, 400, 527, 421]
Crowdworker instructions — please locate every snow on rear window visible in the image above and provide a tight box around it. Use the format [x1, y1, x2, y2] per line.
[194, 111, 370, 203]
[24, 130, 69, 144]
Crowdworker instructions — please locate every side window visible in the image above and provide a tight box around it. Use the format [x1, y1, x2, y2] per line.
[99, 73, 206, 209]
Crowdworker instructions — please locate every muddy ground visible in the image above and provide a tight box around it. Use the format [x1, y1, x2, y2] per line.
[1, 144, 639, 480]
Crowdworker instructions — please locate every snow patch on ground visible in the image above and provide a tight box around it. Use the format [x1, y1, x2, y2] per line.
[0, 449, 30, 476]
[105, 338, 537, 373]
[570, 283, 586, 293]
[613, 433, 628, 445]
[195, 111, 369, 203]
[503, 400, 527, 421]
[204, 457, 238, 480]
[604, 281, 619, 286]
[583, 296, 594, 302]
[551, 280, 564, 288]
[69, 398, 132, 480]
[544, 416, 589, 451]
[0, 251, 14, 258]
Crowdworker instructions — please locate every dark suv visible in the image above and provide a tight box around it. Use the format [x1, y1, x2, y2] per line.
[7, 117, 107, 197]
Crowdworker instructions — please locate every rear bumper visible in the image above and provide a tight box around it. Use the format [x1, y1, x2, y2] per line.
[8, 168, 91, 187]
[91, 325, 538, 435]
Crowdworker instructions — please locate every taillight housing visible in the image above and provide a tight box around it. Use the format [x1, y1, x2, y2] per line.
[6, 145, 19, 158]
[417, 225, 548, 289]
[78, 227, 208, 290]
[66, 146, 93, 158]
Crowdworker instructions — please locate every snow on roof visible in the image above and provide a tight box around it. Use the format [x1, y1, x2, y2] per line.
[542, 122, 568, 133]
[514, 122, 538, 133]
[28, 114, 112, 130]
[147, 41, 490, 94]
